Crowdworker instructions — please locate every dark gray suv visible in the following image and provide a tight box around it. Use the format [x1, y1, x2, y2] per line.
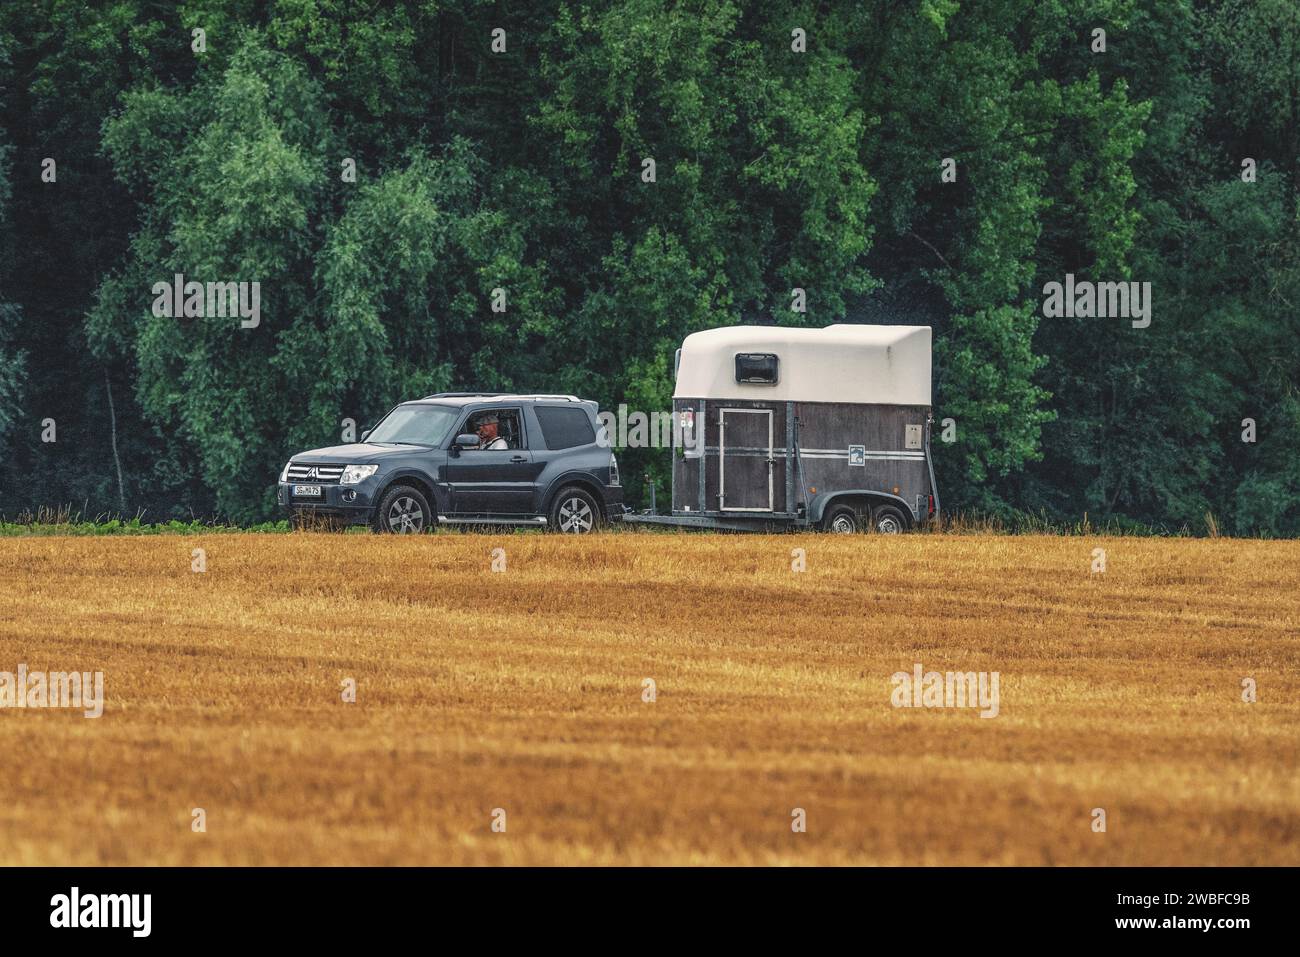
[277, 393, 623, 533]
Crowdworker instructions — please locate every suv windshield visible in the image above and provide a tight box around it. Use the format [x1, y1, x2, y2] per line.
[366, 404, 458, 446]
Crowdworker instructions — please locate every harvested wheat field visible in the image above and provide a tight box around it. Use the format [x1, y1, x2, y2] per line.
[0, 531, 1297, 866]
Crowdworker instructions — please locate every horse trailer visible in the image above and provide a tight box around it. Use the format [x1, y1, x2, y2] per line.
[624, 324, 939, 533]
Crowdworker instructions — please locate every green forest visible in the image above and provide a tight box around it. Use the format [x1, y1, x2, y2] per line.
[0, 0, 1297, 532]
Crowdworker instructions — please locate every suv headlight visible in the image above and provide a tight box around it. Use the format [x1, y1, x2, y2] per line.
[279, 461, 292, 482]
[340, 464, 379, 485]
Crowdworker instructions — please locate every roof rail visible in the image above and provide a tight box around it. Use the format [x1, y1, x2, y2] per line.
[420, 392, 584, 402]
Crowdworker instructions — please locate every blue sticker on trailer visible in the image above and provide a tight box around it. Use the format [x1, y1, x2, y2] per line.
[848, 445, 866, 466]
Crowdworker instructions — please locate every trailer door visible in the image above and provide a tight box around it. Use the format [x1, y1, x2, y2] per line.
[718, 408, 774, 511]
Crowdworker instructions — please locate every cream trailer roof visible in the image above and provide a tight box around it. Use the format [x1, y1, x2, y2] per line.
[673, 324, 932, 406]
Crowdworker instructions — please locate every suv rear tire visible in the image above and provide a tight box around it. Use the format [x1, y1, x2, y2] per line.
[549, 486, 601, 534]
[373, 485, 431, 534]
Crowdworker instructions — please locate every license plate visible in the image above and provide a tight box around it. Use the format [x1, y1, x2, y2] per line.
[292, 484, 322, 497]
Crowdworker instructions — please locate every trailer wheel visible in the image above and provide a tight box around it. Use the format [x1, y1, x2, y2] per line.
[872, 505, 907, 534]
[823, 504, 861, 534]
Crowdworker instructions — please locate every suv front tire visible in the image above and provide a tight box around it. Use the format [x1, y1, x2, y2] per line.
[373, 484, 431, 534]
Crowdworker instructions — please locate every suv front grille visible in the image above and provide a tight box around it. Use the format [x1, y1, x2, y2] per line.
[286, 464, 346, 485]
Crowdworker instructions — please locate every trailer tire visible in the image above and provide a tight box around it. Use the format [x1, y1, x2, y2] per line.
[871, 505, 907, 534]
[822, 504, 861, 534]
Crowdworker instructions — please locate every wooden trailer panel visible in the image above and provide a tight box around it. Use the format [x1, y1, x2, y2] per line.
[673, 398, 791, 514]
[794, 401, 931, 519]
[673, 398, 931, 521]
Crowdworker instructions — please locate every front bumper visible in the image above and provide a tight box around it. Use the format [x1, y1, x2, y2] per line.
[278, 481, 377, 523]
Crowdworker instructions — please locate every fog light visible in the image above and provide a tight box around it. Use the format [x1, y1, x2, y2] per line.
[343, 489, 357, 502]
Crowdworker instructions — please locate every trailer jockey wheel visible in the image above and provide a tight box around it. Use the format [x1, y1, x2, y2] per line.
[872, 505, 907, 534]
[823, 504, 861, 533]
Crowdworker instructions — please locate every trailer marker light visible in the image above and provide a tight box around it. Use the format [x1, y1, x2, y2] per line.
[893, 486, 900, 494]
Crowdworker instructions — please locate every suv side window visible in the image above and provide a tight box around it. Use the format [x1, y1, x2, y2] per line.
[460, 408, 524, 450]
[534, 406, 596, 449]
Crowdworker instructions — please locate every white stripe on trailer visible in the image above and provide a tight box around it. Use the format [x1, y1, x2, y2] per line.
[706, 447, 924, 459]
[799, 451, 926, 460]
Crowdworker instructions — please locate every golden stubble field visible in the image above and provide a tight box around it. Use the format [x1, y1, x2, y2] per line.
[0, 531, 1297, 866]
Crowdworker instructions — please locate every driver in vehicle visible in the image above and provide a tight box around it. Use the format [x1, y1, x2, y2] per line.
[475, 415, 508, 450]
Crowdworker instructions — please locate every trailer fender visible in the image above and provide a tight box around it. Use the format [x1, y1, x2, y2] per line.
[808, 490, 917, 526]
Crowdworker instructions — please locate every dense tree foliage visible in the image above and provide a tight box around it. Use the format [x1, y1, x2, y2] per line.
[0, 1, 1295, 531]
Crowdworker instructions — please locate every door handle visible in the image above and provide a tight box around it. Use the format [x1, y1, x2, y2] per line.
[510, 455, 527, 463]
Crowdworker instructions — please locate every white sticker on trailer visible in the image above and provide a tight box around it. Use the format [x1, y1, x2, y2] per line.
[848, 445, 866, 466]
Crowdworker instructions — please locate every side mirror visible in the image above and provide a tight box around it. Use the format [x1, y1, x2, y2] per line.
[360, 429, 370, 443]
[455, 433, 479, 448]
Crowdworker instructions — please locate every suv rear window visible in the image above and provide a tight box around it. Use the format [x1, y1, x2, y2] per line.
[535, 406, 596, 449]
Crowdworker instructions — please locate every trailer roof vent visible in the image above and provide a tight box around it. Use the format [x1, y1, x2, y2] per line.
[735, 352, 779, 384]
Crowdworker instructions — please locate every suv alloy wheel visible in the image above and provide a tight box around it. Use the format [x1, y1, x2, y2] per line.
[373, 485, 431, 534]
[550, 486, 600, 534]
